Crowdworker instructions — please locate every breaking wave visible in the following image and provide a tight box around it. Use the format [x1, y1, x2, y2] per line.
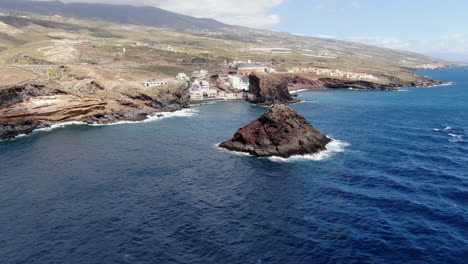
[268, 140, 350, 163]
[1, 108, 198, 141]
[89, 108, 198, 127]
[216, 139, 350, 163]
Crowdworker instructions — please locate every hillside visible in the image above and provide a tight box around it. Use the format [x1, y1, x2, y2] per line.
[0, 8, 450, 140]
[0, 0, 456, 69]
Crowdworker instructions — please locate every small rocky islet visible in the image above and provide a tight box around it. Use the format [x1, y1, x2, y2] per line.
[219, 104, 332, 158]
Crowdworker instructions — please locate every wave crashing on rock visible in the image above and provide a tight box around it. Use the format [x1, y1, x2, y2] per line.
[219, 104, 332, 158]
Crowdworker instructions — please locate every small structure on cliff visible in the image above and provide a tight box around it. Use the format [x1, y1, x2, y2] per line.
[219, 105, 331, 158]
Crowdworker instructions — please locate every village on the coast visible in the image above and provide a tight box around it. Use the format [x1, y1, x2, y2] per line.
[141, 58, 381, 103]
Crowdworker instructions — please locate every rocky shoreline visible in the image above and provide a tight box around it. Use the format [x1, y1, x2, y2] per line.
[0, 73, 448, 141]
[0, 81, 190, 140]
[246, 73, 448, 105]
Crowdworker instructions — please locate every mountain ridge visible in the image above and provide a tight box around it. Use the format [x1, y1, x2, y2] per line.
[0, 0, 457, 68]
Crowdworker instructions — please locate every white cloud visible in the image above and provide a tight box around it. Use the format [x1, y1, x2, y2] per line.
[34, 0, 284, 28]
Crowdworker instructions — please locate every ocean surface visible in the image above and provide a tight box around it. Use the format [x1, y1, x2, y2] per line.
[0, 67, 467, 264]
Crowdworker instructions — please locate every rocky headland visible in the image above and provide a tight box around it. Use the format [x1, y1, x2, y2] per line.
[247, 74, 300, 105]
[246, 73, 447, 107]
[282, 74, 447, 92]
[0, 81, 189, 140]
[219, 104, 332, 158]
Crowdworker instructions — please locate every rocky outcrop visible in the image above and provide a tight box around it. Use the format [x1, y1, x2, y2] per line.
[0, 95, 107, 124]
[317, 78, 398, 90]
[285, 75, 321, 91]
[0, 82, 63, 108]
[0, 81, 190, 140]
[219, 105, 331, 158]
[247, 74, 406, 103]
[283, 75, 448, 92]
[385, 75, 447, 87]
[248, 74, 299, 105]
[0, 120, 40, 140]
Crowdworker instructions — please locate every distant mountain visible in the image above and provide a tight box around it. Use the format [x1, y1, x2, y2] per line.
[0, 0, 458, 68]
[0, 0, 226, 31]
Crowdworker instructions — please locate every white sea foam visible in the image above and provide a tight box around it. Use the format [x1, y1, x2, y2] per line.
[1, 109, 198, 141]
[298, 100, 319, 104]
[35, 121, 86, 132]
[449, 139, 464, 143]
[448, 133, 463, 139]
[217, 139, 350, 163]
[89, 108, 198, 127]
[268, 140, 350, 163]
[445, 126, 452, 130]
[433, 128, 442, 131]
[427, 82, 455, 88]
[290, 89, 309, 94]
[215, 143, 252, 157]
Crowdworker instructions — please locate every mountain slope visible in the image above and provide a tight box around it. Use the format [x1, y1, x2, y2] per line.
[0, 0, 456, 68]
[0, 0, 225, 31]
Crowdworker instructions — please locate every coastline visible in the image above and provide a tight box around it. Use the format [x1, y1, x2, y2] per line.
[0, 108, 198, 142]
[0, 69, 452, 141]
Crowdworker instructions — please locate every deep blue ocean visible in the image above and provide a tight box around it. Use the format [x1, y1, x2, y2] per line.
[0, 67, 467, 264]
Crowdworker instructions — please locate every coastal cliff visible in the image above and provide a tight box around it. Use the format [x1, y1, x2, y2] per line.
[261, 74, 447, 93]
[219, 105, 331, 158]
[247, 74, 299, 105]
[0, 81, 190, 140]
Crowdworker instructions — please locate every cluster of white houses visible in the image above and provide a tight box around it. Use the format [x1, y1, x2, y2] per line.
[189, 69, 250, 101]
[292, 67, 378, 81]
[142, 60, 272, 101]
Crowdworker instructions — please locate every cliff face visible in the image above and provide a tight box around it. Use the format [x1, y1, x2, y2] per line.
[0, 81, 190, 140]
[283, 75, 447, 92]
[219, 105, 331, 158]
[247, 74, 405, 103]
[317, 78, 398, 90]
[248, 74, 299, 105]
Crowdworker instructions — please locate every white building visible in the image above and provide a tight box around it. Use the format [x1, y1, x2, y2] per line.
[236, 92, 246, 99]
[228, 75, 249, 90]
[201, 80, 210, 90]
[218, 91, 227, 99]
[177, 73, 189, 81]
[190, 90, 204, 100]
[207, 89, 218, 98]
[143, 81, 169, 87]
[226, 93, 237, 100]
[192, 70, 209, 80]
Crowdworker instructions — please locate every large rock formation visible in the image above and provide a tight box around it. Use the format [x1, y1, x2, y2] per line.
[248, 74, 299, 105]
[0, 81, 190, 140]
[264, 74, 448, 93]
[219, 105, 331, 158]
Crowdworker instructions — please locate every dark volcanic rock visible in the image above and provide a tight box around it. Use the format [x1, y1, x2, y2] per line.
[248, 74, 299, 105]
[191, 57, 208, 64]
[318, 78, 398, 90]
[219, 105, 331, 158]
[0, 120, 40, 140]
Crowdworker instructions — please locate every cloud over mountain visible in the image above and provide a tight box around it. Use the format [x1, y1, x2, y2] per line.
[33, 0, 284, 28]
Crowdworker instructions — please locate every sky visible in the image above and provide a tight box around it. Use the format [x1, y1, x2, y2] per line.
[33, 0, 468, 61]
